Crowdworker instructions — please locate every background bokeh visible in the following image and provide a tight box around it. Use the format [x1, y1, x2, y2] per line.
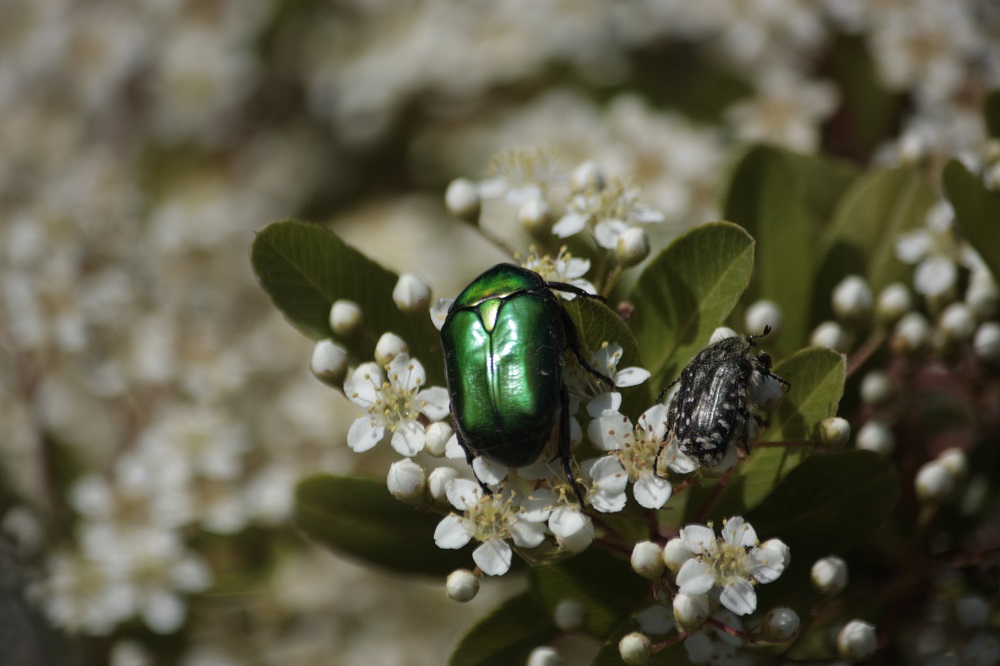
[1, 1, 998, 664]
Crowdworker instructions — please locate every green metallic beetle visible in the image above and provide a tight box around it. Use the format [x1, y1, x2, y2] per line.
[440, 263, 614, 505]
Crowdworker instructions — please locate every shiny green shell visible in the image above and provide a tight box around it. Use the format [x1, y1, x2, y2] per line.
[441, 264, 565, 467]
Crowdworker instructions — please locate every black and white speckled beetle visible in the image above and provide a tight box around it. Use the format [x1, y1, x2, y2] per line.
[658, 326, 789, 468]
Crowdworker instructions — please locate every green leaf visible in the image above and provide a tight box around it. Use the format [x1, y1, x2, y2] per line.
[528, 548, 647, 639]
[251, 220, 444, 378]
[629, 222, 755, 394]
[942, 159, 1000, 285]
[746, 450, 900, 554]
[687, 347, 846, 523]
[449, 592, 555, 666]
[985, 90, 1000, 139]
[295, 475, 469, 577]
[723, 146, 858, 354]
[817, 166, 935, 315]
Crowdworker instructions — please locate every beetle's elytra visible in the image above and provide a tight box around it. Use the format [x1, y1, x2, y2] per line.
[440, 263, 613, 505]
[660, 327, 789, 468]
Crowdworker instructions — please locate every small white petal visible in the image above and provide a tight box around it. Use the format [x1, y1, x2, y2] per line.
[750, 545, 787, 584]
[633, 472, 672, 509]
[430, 298, 453, 331]
[444, 434, 466, 460]
[676, 559, 715, 596]
[594, 220, 629, 250]
[445, 479, 482, 511]
[615, 367, 650, 387]
[722, 517, 757, 548]
[680, 525, 717, 554]
[720, 578, 758, 616]
[389, 355, 425, 392]
[473, 540, 513, 576]
[519, 490, 555, 523]
[510, 519, 547, 549]
[434, 515, 473, 549]
[346, 417, 383, 453]
[552, 212, 588, 238]
[586, 392, 621, 418]
[419, 387, 451, 421]
[390, 419, 425, 457]
[472, 457, 508, 486]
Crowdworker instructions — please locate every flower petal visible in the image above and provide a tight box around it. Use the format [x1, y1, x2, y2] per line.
[390, 419, 424, 457]
[434, 514, 473, 549]
[347, 417, 384, 453]
[719, 578, 757, 616]
[615, 366, 651, 388]
[633, 472, 672, 509]
[445, 478, 482, 511]
[586, 391, 622, 418]
[419, 387, 451, 421]
[509, 519, 546, 548]
[473, 539, 512, 576]
[552, 212, 588, 238]
[676, 558, 715, 596]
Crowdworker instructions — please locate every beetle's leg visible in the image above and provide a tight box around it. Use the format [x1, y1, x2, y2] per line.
[452, 417, 493, 497]
[559, 383, 588, 507]
[546, 281, 606, 303]
[656, 378, 680, 404]
[557, 307, 616, 389]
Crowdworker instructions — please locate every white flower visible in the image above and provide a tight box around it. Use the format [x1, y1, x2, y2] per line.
[553, 179, 663, 241]
[478, 147, 562, 207]
[586, 404, 673, 509]
[433, 480, 547, 576]
[673, 517, 787, 616]
[33, 551, 134, 636]
[567, 341, 649, 417]
[521, 246, 596, 298]
[343, 355, 450, 457]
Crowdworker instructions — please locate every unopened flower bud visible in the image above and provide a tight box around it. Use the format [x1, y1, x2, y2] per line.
[833, 275, 873, 322]
[915, 460, 954, 502]
[386, 459, 425, 503]
[374, 333, 408, 366]
[745, 300, 782, 338]
[672, 593, 710, 628]
[615, 227, 650, 267]
[519, 198, 553, 236]
[760, 538, 791, 569]
[310, 340, 349, 385]
[811, 556, 848, 595]
[424, 422, 453, 457]
[662, 537, 694, 572]
[966, 269, 999, 320]
[811, 321, 847, 351]
[618, 631, 652, 665]
[876, 283, 912, 323]
[446, 569, 479, 602]
[329, 300, 364, 338]
[836, 620, 877, 661]
[937, 447, 967, 480]
[856, 420, 895, 455]
[527, 646, 562, 666]
[445, 178, 481, 223]
[760, 607, 800, 642]
[571, 160, 606, 191]
[938, 302, 976, 344]
[859, 371, 892, 406]
[974, 322, 1000, 361]
[710, 327, 740, 344]
[393, 274, 431, 314]
[553, 599, 587, 632]
[427, 467, 459, 502]
[892, 312, 931, 353]
[631, 541, 665, 580]
[955, 594, 990, 629]
[816, 417, 851, 449]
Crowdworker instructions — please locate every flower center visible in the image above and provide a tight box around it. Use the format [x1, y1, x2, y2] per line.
[467, 494, 518, 542]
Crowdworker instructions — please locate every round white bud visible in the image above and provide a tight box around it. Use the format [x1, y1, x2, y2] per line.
[811, 556, 849, 595]
[832, 275, 873, 322]
[571, 160, 606, 191]
[938, 302, 976, 342]
[527, 646, 562, 666]
[892, 312, 931, 353]
[876, 283, 912, 323]
[519, 198, 553, 236]
[446, 569, 480, 602]
[811, 321, 847, 351]
[662, 537, 694, 572]
[817, 417, 851, 449]
[329, 300, 364, 338]
[386, 459, 425, 503]
[427, 467, 459, 502]
[915, 460, 955, 503]
[974, 322, 1000, 361]
[966, 269, 999, 320]
[553, 598, 587, 632]
[710, 326, 740, 344]
[424, 422, 453, 457]
[856, 420, 895, 455]
[760, 607, 800, 642]
[936, 447, 967, 480]
[445, 178, 481, 223]
[672, 593, 710, 628]
[310, 340, 349, 385]
[630, 541, 665, 580]
[836, 620, 877, 661]
[955, 594, 990, 629]
[374, 333, 408, 366]
[393, 273, 431, 315]
[859, 371, 892, 406]
[745, 300, 783, 337]
[618, 631, 652, 665]
[615, 227, 650, 268]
